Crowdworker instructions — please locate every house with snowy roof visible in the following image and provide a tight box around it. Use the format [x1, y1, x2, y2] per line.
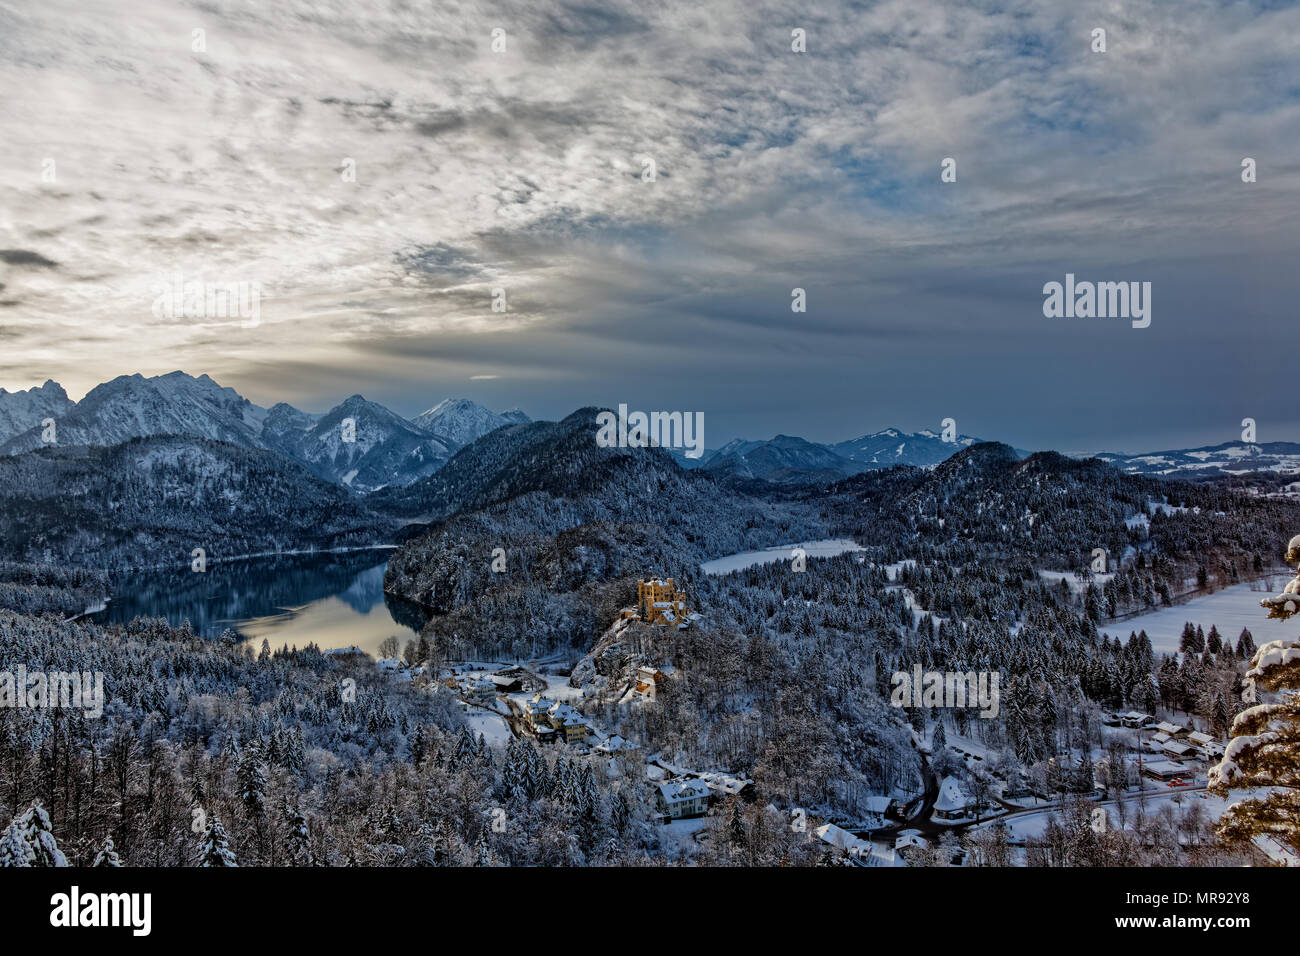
[695, 771, 755, 800]
[814, 823, 903, 867]
[655, 779, 710, 820]
[1161, 740, 1198, 760]
[1142, 759, 1189, 781]
[547, 701, 591, 742]
[932, 776, 975, 821]
[467, 679, 497, 706]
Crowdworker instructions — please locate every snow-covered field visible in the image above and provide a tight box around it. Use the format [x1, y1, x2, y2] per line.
[463, 707, 513, 746]
[973, 788, 1234, 846]
[1101, 577, 1295, 655]
[700, 538, 864, 576]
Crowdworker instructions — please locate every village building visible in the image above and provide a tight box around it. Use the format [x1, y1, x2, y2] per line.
[519, 694, 592, 743]
[932, 776, 975, 821]
[548, 701, 592, 742]
[1154, 721, 1187, 738]
[694, 771, 755, 802]
[467, 679, 496, 706]
[655, 779, 710, 820]
[1161, 740, 1198, 761]
[490, 673, 524, 693]
[814, 823, 902, 867]
[634, 665, 667, 699]
[1121, 712, 1155, 729]
[893, 830, 930, 863]
[1142, 759, 1190, 782]
[594, 734, 634, 753]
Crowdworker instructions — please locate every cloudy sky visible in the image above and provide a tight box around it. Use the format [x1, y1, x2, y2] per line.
[1, 0, 1298, 453]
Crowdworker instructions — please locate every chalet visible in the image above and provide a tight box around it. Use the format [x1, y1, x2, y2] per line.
[1154, 721, 1187, 738]
[861, 795, 893, 826]
[594, 734, 634, 753]
[932, 777, 974, 821]
[1121, 712, 1155, 729]
[490, 674, 524, 693]
[893, 830, 930, 863]
[656, 779, 710, 820]
[1186, 731, 1214, 752]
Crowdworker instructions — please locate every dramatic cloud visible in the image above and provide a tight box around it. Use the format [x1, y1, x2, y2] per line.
[0, 0, 1297, 451]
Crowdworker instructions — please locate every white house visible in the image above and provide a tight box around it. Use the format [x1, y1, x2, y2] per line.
[656, 779, 710, 820]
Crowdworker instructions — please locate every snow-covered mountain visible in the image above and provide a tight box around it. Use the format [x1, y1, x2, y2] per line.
[0, 380, 74, 444]
[271, 395, 455, 493]
[0, 372, 269, 456]
[411, 398, 530, 447]
[703, 434, 867, 482]
[1092, 441, 1300, 477]
[830, 427, 979, 467]
[698, 427, 986, 482]
[0, 371, 539, 493]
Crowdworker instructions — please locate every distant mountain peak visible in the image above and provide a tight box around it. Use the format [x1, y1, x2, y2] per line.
[412, 397, 531, 447]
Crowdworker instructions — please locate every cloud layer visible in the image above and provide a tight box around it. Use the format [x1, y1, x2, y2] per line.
[1, 0, 1298, 451]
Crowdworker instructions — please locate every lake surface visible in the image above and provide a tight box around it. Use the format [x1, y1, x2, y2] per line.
[700, 538, 866, 576]
[91, 549, 429, 656]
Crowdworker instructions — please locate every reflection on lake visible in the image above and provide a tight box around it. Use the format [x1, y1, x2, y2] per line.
[92, 550, 429, 657]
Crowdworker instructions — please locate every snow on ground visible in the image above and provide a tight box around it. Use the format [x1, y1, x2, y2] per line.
[1038, 569, 1116, 594]
[700, 538, 864, 576]
[975, 788, 1237, 845]
[541, 672, 584, 702]
[462, 707, 513, 746]
[1101, 577, 1295, 656]
[658, 816, 709, 859]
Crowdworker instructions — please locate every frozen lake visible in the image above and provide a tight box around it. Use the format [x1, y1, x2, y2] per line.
[700, 538, 865, 576]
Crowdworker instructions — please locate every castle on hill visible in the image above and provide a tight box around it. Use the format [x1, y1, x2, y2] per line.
[620, 578, 699, 629]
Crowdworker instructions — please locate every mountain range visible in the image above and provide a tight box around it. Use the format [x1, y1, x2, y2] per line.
[1, 371, 1295, 496]
[0, 372, 531, 494]
[1094, 441, 1300, 478]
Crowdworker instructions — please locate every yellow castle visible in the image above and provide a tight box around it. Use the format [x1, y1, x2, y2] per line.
[621, 578, 695, 627]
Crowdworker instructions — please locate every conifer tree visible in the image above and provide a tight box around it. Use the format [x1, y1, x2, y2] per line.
[196, 815, 238, 867]
[1210, 539, 1300, 853]
[0, 802, 67, 866]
